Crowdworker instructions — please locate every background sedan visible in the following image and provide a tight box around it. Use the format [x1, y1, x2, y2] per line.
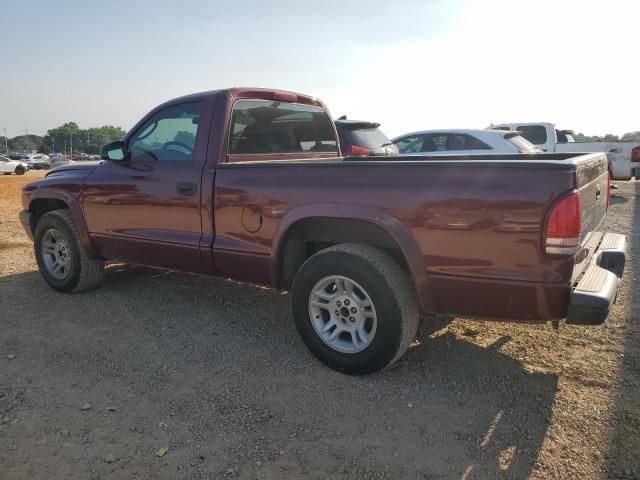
[393, 129, 541, 155]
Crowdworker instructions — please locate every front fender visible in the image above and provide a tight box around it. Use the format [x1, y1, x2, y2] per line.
[28, 188, 99, 259]
[270, 203, 434, 312]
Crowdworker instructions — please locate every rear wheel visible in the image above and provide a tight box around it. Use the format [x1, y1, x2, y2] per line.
[15, 165, 26, 175]
[291, 243, 418, 375]
[34, 209, 104, 293]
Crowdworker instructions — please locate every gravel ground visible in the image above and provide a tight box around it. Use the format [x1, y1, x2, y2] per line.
[0, 172, 638, 480]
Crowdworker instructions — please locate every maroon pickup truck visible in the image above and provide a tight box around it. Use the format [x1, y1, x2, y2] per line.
[19, 88, 626, 374]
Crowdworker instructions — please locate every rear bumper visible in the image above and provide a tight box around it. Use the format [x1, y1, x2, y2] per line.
[566, 232, 626, 325]
[19, 210, 33, 240]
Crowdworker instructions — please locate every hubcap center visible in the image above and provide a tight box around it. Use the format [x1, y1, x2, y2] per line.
[340, 306, 350, 317]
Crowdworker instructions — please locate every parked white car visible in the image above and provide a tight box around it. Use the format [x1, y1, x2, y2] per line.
[392, 129, 541, 156]
[0, 155, 28, 175]
[489, 122, 640, 180]
[22, 154, 51, 170]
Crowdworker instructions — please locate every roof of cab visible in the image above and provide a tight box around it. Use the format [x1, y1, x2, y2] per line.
[156, 87, 326, 110]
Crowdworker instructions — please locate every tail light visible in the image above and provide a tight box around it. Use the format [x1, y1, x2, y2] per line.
[544, 190, 581, 256]
[632, 146, 640, 162]
[343, 144, 370, 156]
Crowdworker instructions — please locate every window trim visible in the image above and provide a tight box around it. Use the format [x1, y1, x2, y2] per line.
[225, 98, 338, 159]
[126, 100, 203, 163]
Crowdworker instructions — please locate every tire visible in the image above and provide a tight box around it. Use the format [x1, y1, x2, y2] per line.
[291, 243, 418, 375]
[15, 165, 26, 175]
[34, 209, 104, 293]
[2, 172, 10, 175]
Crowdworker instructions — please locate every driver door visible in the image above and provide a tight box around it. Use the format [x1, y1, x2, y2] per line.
[82, 101, 208, 273]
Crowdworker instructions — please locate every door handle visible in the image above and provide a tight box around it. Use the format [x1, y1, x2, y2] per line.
[176, 182, 197, 196]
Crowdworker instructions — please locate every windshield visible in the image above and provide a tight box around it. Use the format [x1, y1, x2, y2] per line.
[506, 134, 539, 152]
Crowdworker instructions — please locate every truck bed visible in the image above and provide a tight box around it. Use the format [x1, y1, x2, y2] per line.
[215, 152, 609, 321]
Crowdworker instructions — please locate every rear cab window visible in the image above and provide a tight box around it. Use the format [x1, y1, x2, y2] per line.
[516, 125, 548, 146]
[228, 100, 337, 157]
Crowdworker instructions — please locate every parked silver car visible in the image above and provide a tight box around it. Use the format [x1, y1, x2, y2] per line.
[392, 129, 542, 155]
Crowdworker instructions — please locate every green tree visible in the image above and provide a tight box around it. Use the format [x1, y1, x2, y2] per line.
[621, 131, 640, 141]
[8, 134, 44, 151]
[85, 145, 101, 155]
[37, 143, 51, 154]
[46, 123, 125, 153]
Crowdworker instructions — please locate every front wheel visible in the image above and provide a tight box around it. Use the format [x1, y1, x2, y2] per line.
[291, 243, 418, 375]
[34, 209, 104, 293]
[15, 165, 26, 175]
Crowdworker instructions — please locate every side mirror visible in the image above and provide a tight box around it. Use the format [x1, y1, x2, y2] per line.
[101, 141, 127, 162]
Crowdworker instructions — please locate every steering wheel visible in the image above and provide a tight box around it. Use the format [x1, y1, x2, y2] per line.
[162, 141, 194, 160]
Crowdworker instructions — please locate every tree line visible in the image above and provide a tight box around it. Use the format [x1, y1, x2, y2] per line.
[2, 123, 639, 155]
[573, 131, 640, 142]
[1, 122, 126, 155]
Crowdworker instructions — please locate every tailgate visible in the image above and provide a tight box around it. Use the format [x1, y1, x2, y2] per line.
[572, 153, 609, 283]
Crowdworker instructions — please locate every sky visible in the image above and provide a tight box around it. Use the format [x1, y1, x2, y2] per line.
[1, 0, 638, 139]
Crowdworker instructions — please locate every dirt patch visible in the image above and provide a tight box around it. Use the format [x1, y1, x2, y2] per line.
[0, 174, 638, 479]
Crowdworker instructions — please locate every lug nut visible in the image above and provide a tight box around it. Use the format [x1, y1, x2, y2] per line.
[350, 307, 357, 314]
[344, 299, 350, 306]
[335, 310, 340, 315]
[349, 316, 355, 323]
[336, 301, 341, 307]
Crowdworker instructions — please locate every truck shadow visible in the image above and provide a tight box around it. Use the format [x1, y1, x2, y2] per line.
[605, 180, 640, 478]
[610, 194, 628, 205]
[0, 265, 557, 479]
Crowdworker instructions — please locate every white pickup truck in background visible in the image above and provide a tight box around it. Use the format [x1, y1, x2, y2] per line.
[490, 122, 640, 180]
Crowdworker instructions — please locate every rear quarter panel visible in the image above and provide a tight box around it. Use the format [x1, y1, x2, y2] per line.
[212, 160, 576, 321]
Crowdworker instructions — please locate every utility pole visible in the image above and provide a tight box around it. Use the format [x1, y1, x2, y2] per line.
[70, 132, 73, 158]
[24, 129, 29, 152]
[2, 127, 7, 153]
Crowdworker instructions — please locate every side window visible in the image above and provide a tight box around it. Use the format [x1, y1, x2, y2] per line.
[422, 134, 443, 152]
[395, 135, 424, 153]
[516, 125, 547, 145]
[465, 134, 491, 150]
[423, 134, 466, 152]
[229, 100, 337, 155]
[129, 102, 202, 162]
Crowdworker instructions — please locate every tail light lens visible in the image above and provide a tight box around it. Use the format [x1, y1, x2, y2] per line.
[544, 190, 581, 256]
[632, 146, 640, 162]
[343, 144, 370, 156]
